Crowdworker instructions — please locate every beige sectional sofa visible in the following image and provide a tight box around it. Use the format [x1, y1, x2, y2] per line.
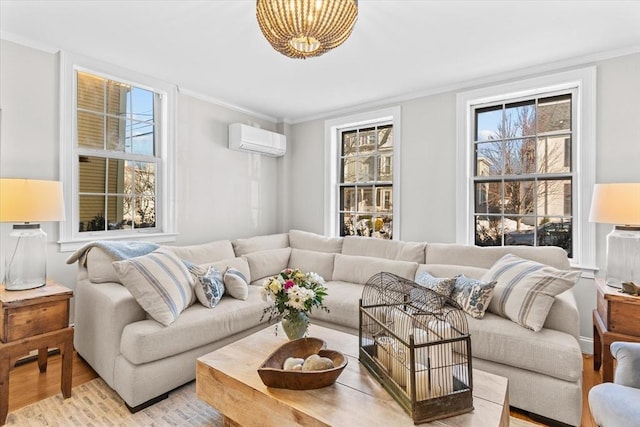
[72, 229, 583, 425]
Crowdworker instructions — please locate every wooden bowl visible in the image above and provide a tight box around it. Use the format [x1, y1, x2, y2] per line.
[258, 337, 348, 389]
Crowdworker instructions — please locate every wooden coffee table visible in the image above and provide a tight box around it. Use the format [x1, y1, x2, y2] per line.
[196, 324, 509, 427]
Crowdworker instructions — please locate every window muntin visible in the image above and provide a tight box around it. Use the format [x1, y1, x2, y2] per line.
[76, 71, 159, 234]
[472, 92, 574, 257]
[339, 124, 393, 239]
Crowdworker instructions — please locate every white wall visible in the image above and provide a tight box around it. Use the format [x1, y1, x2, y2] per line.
[287, 53, 640, 350]
[0, 40, 281, 309]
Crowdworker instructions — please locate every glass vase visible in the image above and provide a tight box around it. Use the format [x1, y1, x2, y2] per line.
[281, 311, 309, 340]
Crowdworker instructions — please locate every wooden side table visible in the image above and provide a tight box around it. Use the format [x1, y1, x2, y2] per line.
[592, 277, 640, 382]
[0, 280, 74, 425]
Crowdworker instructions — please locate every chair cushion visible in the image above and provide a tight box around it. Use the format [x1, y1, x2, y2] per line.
[589, 383, 640, 427]
[113, 248, 194, 326]
[483, 254, 580, 331]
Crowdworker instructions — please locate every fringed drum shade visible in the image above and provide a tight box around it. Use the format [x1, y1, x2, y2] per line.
[256, 0, 358, 59]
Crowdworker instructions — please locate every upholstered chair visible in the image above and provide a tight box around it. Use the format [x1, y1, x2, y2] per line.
[588, 341, 640, 426]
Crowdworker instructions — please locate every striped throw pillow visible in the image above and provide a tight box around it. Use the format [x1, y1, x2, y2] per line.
[482, 254, 580, 331]
[113, 248, 194, 326]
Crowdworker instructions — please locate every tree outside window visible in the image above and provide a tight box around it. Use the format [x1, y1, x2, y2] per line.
[473, 93, 573, 257]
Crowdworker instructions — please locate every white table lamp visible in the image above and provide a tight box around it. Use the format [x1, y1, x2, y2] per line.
[589, 183, 640, 288]
[0, 178, 65, 290]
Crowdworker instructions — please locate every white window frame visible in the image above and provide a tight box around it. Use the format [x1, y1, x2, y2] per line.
[58, 52, 177, 251]
[324, 106, 401, 239]
[456, 67, 597, 271]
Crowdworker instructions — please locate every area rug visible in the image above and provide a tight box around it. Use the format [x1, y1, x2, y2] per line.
[7, 378, 541, 426]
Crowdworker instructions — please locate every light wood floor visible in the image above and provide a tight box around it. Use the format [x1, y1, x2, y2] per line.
[8, 352, 601, 426]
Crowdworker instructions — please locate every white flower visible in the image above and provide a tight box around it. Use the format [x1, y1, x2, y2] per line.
[260, 286, 269, 302]
[307, 272, 325, 285]
[285, 285, 309, 310]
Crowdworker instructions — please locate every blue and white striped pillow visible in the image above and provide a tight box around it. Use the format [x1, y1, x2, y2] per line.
[482, 254, 580, 331]
[113, 248, 194, 326]
[224, 268, 249, 300]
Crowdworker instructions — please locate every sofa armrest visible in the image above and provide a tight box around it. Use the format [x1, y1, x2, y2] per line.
[73, 277, 146, 387]
[612, 342, 640, 389]
[542, 289, 580, 340]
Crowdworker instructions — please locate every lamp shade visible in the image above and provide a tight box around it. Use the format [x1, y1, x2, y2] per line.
[589, 183, 640, 226]
[0, 178, 65, 223]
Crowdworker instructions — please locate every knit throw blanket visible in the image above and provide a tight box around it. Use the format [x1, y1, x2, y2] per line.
[66, 240, 160, 266]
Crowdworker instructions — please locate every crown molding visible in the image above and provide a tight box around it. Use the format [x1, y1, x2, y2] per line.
[0, 30, 60, 54]
[288, 44, 640, 125]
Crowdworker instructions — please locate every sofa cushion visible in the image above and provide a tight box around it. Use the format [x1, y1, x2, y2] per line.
[188, 265, 225, 308]
[425, 243, 570, 270]
[332, 254, 418, 284]
[119, 286, 271, 364]
[466, 312, 582, 382]
[224, 268, 249, 300]
[244, 247, 292, 285]
[483, 254, 581, 332]
[289, 229, 343, 253]
[308, 280, 364, 330]
[289, 248, 335, 282]
[113, 249, 194, 326]
[232, 233, 289, 256]
[162, 240, 235, 265]
[450, 275, 496, 319]
[416, 264, 488, 281]
[341, 236, 426, 263]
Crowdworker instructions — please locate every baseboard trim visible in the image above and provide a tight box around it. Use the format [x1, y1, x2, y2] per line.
[580, 336, 594, 355]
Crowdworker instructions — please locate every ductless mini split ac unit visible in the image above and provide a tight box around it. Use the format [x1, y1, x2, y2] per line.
[228, 123, 286, 157]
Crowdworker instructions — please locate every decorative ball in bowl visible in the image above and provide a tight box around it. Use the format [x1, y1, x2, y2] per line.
[257, 337, 348, 390]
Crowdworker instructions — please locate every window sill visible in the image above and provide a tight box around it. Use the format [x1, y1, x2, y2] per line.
[58, 232, 178, 253]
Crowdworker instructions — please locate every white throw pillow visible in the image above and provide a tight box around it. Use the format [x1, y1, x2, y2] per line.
[113, 248, 194, 326]
[224, 268, 249, 300]
[483, 253, 580, 331]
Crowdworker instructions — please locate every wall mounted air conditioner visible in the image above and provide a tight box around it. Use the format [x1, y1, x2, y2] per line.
[228, 123, 286, 157]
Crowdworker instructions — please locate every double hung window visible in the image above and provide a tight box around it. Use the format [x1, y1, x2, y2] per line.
[76, 71, 159, 233]
[339, 124, 394, 239]
[473, 92, 574, 256]
[456, 67, 597, 267]
[59, 53, 177, 250]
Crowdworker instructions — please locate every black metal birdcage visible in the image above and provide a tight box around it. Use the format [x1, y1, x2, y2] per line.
[359, 272, 473, 424]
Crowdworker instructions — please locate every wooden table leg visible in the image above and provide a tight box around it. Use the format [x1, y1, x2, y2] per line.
[60, 328, 73, 398]
[602, 342, 614, 383]
[0, 355, 10, 426]
[593, 312, 602, 371]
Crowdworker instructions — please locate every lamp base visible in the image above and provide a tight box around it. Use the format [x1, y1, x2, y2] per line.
[605, 225, 640, 288]
[5, 282, 46, 291]
[4, 223, 48, 291]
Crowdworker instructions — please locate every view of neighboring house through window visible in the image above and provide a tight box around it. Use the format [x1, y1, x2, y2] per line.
[339, 123, 393, 239]
[473, 92, 574, 257]
[76, 71, 159, 233]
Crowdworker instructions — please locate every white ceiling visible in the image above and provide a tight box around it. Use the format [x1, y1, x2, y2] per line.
[2, 1, 640, 123]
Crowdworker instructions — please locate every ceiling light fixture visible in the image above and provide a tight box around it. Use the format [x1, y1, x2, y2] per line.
[256, 0, 358, 59]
